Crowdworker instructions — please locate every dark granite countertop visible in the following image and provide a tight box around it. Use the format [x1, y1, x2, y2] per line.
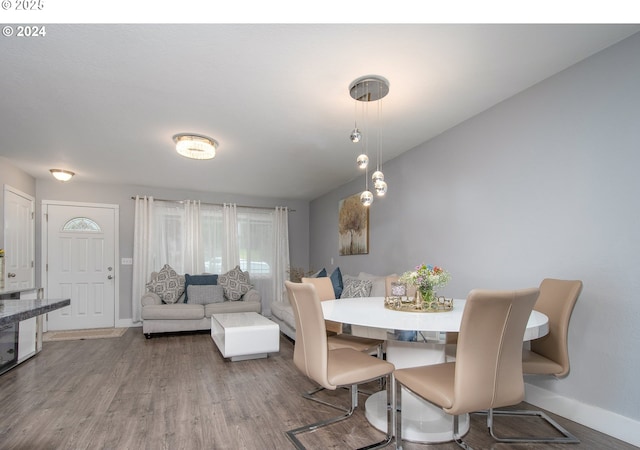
[0, 298, 70, 326]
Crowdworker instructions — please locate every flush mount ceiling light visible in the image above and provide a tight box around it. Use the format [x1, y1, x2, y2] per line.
[349, 75, 389, 206]
[49, 169, 75, 182]
[173, 133, 218, 160]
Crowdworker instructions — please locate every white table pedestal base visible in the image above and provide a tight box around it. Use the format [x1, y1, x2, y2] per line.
[364, 339, 470, 443]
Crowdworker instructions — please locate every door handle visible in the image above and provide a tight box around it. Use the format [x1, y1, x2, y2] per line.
[8, 272, 16, 278]
[107, 275, 113, 280]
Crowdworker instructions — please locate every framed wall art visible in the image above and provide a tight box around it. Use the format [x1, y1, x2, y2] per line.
[338, 193, 369, 255]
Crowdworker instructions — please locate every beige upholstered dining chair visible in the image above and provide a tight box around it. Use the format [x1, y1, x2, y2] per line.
[298, 277, 385, 407]
[393, 287, 540, 450]
[284, 281, 395, 450]
[486, 278, 582, 443]
[301, 277, 383, 357]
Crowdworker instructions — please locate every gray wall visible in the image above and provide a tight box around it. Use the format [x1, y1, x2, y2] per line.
[35, 180, 309, 322]
[310, 33, 640, 428]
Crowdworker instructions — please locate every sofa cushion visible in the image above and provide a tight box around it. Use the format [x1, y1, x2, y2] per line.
[184, 273, 218, 302]
[146, 264, 185, 304]
[205, 300, 261, 317]
[218, 265, 252, 301]
[187, 284, 225, 305]
[341, 278, 373, 298]
[271, 300, 296, 331]
[142, 303, 205, 320]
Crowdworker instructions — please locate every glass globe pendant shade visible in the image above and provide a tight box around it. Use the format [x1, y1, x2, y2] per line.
[356, 154, 369, 169]
[371, 170, 384, 183]
[360, 190, 374, 206]
[350, 128, 362, 143]
[374, 179, 388, 196]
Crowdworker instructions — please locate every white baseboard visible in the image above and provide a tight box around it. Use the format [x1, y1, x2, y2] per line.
[116, 319, 141, 328]
[525, 383, 640, 446]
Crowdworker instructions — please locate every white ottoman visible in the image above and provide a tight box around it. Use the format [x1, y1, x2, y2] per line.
[211, 312, 280, 361]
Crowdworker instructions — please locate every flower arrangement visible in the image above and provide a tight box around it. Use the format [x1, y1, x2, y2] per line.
[399, 263, 451, 297]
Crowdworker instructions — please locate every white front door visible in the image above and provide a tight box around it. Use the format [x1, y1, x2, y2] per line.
[3, 186, 35, 290]
[45, 203, 117, 330]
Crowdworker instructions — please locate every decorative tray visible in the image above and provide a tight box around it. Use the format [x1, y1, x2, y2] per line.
[384, 296, 453, 313]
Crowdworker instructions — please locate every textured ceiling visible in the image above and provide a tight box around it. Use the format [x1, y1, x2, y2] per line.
[2, 24, 638, 200]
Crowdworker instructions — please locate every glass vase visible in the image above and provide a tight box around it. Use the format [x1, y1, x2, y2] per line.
[417, 287, 437, 310]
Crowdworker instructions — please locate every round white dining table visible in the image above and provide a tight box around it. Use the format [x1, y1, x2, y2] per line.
[321, 296, 549, 443]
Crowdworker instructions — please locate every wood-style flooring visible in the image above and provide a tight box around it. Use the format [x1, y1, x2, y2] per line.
[0, 328, 634, 449]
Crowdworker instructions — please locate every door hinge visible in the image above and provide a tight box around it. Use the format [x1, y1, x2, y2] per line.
[31, 211, 35, 220]
[31, 261, 34, 268]
[46, 263, 48, 272]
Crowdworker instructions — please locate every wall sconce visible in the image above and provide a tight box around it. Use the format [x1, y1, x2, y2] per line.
[50, 169, 75, 182]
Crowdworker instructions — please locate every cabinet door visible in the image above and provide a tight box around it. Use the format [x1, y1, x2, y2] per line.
[17, 317, 37, 362]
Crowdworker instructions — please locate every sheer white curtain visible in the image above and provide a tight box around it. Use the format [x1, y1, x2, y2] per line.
[184, 200, 202, 274]
[132, 195, 154, 323]
[152, 200, 201, 274]
[272, 206, 290, 308]
[222, 203, 239, 272]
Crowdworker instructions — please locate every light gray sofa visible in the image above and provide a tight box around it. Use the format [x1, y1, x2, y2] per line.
[270, 271, 393, 341]
[141, 269, 261, 338]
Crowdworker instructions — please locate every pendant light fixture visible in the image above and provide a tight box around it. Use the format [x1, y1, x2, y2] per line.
[349, 75, 389, 206]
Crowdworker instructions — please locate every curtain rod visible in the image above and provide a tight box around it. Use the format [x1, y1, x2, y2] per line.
[131, 196, 295, 212]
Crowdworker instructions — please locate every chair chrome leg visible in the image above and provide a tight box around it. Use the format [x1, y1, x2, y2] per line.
[302, 385, 350, 412]
[303, 381, 382, 411]
[287, 379, 394, 450]
[453, 415, 474, 449]
[394, 375, 403, 450]
[483, 408, 579, 443]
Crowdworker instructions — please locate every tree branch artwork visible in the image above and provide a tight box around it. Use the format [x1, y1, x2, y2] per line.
[338, 193, 369, 255]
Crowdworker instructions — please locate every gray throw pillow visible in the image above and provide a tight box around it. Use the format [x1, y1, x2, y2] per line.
[146, 264, 185, 304]
[187, 284, 224, 305]
[218, 265, 252, 301]
[341, 278, 372, 298]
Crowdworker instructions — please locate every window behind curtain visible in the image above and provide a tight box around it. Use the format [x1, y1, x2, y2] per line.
[237, 209, 273, 278]
[201, 205, 224, 273]
[150, 202, 277, 305]
[152, 201, 187, 273]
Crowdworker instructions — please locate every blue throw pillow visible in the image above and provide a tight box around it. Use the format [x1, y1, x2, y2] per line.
[184, 273, 218, 302]
[330, 267, 343, 298]
[312, 268, 327, 278]
[311, 267, 343, 298]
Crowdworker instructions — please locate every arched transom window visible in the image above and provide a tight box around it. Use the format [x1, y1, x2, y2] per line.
[62, 217, 101, 232]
